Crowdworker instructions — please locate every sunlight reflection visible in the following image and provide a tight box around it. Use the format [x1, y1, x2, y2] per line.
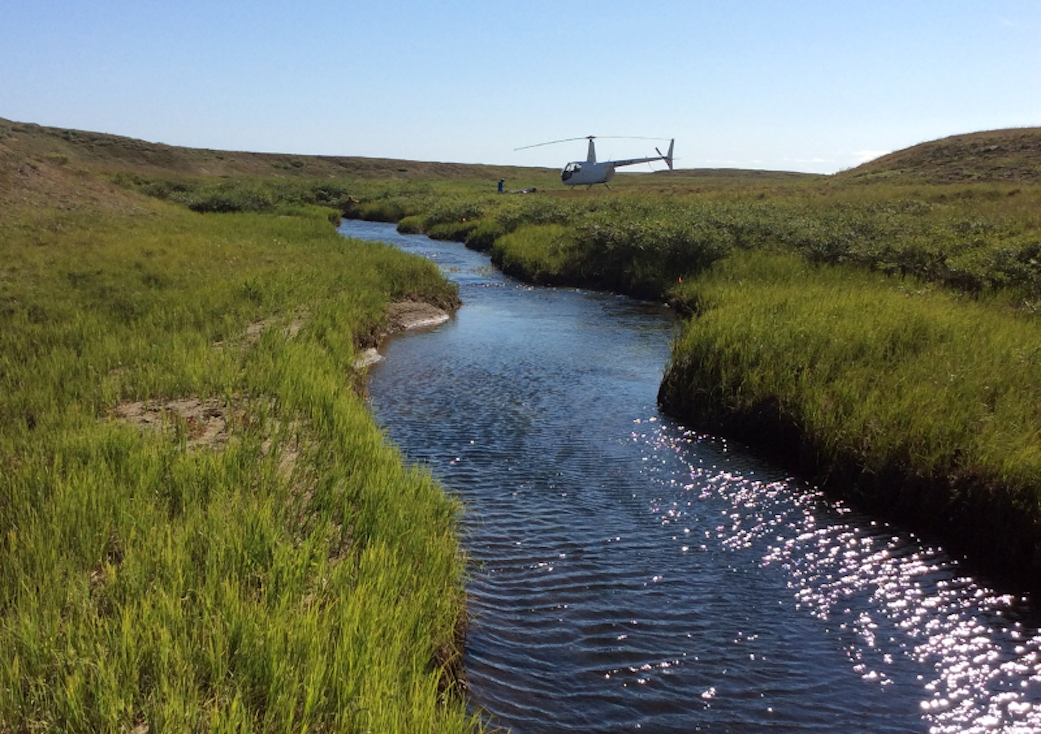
[638, 422, 1041, 733]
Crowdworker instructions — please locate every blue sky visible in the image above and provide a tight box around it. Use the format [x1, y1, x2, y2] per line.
[2, 1, 1039, 174]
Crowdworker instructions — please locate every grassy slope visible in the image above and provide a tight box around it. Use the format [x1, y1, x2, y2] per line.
[0, 124, 482, 732]
[0, 116, 557, 183]
[836, 127, 1041, 185]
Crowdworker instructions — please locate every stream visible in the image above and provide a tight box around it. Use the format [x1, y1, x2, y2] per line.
[341, 219, 1041, 733]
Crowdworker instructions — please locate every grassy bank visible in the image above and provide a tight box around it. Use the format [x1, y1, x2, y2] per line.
[368, 183, 1041, 307]
[659, 251, 1041, 585]
[0, 197, 479, 731]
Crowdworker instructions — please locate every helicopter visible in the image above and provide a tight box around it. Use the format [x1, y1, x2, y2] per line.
[516, 136, 674, 187]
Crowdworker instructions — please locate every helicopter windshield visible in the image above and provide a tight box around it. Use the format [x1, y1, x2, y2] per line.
[561, 162, 581, 182]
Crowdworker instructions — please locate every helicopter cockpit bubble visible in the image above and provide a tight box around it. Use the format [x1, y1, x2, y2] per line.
[562, 162, 581, 182]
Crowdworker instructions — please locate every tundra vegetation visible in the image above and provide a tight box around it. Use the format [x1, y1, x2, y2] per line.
[3, 117, 1041, 730]
[0, 121, 480, 732]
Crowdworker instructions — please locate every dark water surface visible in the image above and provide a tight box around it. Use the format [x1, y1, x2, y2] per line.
[341, 220, 1041, 733]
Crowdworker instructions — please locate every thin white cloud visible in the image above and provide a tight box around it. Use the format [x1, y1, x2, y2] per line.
[853, 150, 890, 164]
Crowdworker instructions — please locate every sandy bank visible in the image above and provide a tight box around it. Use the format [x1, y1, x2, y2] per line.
[355, 300, 452, 369]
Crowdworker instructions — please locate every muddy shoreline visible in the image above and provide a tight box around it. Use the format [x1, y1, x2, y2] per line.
[354, 299, 454, 370]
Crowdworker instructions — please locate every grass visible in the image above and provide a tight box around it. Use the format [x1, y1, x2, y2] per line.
[659, 250, 1041, 582]
[491, 224, 573, 283]
[365, 182, 1041, 304]
[664, 251, 1041, 487]
[0, 198, 479, 732]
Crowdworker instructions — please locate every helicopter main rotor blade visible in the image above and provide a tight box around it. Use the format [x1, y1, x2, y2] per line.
[514, 135, 672, 152]
[514, 136, 594, 151]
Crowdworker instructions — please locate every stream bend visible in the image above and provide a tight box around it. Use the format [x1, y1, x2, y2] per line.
[343, 219, 1041, 734]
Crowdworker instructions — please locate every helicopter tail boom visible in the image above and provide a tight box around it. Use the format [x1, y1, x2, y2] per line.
[609, 138, 675, 171]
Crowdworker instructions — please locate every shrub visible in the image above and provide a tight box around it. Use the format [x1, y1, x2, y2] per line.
[491, 224, 573, 283]
[464, 218, 505, 251]
[427, 220, 477, 242]
[353, 200, 409, 222]
[397, 215, 426, 234]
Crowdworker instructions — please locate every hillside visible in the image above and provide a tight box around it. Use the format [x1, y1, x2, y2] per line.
[838, 126, 1041, 184]
[5, 117, 1040, 206]
[0, 116, 556, 188]
[0, 125, 150, 214]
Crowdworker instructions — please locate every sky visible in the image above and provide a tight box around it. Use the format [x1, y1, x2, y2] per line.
[2, 1, 1039, 174]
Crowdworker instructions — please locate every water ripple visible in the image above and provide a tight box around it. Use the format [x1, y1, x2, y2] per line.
[642, 421, 1041, 733]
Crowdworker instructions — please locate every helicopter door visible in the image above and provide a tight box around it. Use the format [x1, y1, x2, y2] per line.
[561, 162, 581, 182]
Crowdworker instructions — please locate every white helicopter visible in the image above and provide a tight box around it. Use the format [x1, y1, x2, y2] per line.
[516, 136, 674, 187]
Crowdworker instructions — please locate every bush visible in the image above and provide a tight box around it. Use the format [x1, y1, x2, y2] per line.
[426, 220, 477, 242]
[495, 198, 578, 232]
[491, 224, 573, 283]
[568, 213, 733, 297]
[109, 175, 357, 215]
[397, 215, 426, 234]
[353, 200, 409, 222]
[464, 218, 505, 251]
[182, 182, 274, 213]
[424, 200, 485, 228]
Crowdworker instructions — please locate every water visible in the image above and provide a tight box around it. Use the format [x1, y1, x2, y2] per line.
[341, 219, 1041, 733]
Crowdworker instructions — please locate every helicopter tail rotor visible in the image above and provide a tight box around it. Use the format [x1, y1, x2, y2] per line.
[655, 139, 675, 170]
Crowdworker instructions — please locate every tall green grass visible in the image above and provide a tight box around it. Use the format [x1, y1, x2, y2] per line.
[350, 181, 1041, 305]
[109, 173, 358, 215]
[491, 224, 573, 283]
[0, 201, 479, 732]
[665, 251, 1041, 488]
[660, 251, 1041, 579]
